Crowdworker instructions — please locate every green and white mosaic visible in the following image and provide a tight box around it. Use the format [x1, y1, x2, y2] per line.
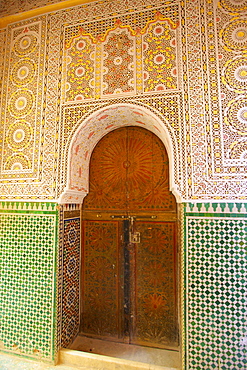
[0, 203, 58, 362]
[185, 204, 247, 370]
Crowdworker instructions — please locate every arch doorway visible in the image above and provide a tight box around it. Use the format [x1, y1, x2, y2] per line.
[80, 126, 179, 350]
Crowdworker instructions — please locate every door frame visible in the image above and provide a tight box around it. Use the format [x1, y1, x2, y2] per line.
[78, 125, 182, 351]
[60, 103, 183, 364]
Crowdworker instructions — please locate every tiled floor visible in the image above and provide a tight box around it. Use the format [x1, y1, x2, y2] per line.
[0, 352, 83, 370]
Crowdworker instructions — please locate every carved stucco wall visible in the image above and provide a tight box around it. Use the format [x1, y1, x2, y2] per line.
[0, 0, 67, 17]
[0, 0, 246, 203]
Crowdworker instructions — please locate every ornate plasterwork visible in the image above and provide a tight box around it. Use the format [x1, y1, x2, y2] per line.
[0, 0, 65, 17]
[0, 17, 54, 199]
[0, 0, 246, 202]
[217, 1, 247, 171]
[61, 11, 179, 101]
[180, 0, 247, 200]
[58, 103, 183, 204]
[0, 29, 6, 94]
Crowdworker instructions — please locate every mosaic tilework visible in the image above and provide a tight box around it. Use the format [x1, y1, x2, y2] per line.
[55, 204, 63, 362]
[0, 202, 58, 362]
[184, 203, 247, 370]
[185, 202, 247, 214]
[61, 214, 80, 348]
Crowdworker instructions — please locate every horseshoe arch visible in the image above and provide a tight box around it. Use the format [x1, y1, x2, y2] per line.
[59, 103, 181, 204]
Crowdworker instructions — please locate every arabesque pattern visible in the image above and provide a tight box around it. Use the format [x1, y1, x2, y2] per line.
[217, 2, 247, 170]
[0, 18, 52, 199]
[63, 33, 96, 102]
[102, 27, 135, 96]
[1, 22, 44, 179]
[143, 20, 177, 92]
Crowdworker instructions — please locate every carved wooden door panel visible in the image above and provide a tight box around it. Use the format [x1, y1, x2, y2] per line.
[131, 220, 178, 348]
[81, 127, 178, 349]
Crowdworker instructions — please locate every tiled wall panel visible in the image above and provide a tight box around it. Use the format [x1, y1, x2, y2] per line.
[184, 203, 247, 370]
[0, 202, 58, 362]
[60, 205, 80, 348]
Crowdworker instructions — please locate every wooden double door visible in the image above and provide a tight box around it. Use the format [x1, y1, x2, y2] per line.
[81, 127, 179, 349]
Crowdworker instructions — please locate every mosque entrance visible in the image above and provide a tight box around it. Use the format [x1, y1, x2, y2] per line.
[80, 126, 179, 350]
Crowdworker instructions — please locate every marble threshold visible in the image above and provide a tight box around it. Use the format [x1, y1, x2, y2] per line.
[60, 348, 179, 370]
[62, 335, 181, 369]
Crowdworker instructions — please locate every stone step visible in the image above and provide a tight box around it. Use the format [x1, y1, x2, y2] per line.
[59, 348, 180, 370]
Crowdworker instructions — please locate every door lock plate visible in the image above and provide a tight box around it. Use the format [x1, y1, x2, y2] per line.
[129, 231, 140, 243]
